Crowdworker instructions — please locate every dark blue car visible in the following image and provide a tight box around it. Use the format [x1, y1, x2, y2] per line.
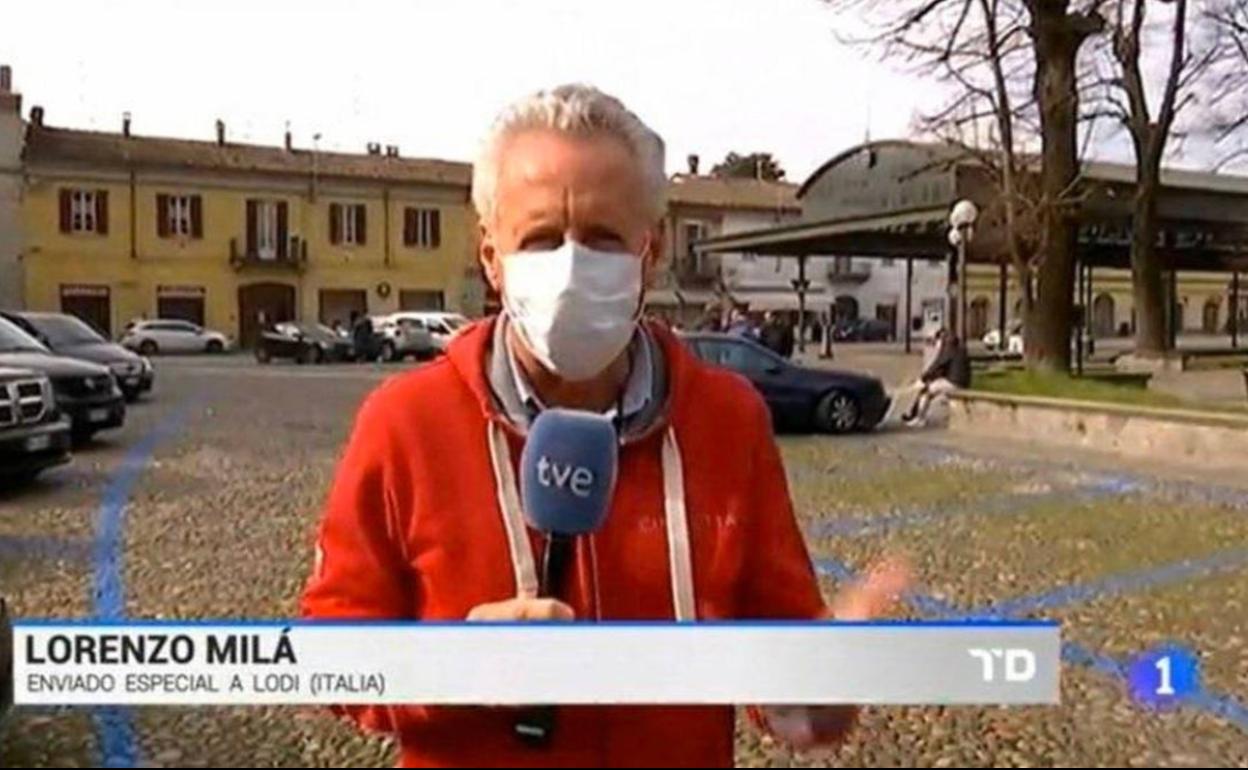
[681, 332, 889, 433]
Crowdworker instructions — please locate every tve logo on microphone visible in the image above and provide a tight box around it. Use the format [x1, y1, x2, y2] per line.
[536, 456, 595, 498]
[520, 409, 618, 536]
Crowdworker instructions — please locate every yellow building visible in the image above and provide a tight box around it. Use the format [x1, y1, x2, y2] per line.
[20, 113, 480, 345]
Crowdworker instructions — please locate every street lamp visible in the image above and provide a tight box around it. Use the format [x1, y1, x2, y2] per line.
[311, 132, 322, 203]
[948, 200, 979, 343]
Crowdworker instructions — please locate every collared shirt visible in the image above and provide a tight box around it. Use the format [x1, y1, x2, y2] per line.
[506, 324, 654, 422]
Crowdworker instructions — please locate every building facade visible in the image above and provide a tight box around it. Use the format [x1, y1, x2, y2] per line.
[14, 99, 481, 345]
[654, 166, 949, 338]
[0, 67, 22, 310]
[701, 140, 1248, 343]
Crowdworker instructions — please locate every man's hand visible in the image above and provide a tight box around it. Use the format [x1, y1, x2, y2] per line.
[466, 598, 575, 621]
[827, 557, 911, 621]
[759, 558, 913, 751]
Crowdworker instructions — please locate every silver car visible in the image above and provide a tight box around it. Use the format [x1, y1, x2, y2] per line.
[121, 319, 232, 356]
[373, 316, 437, 362]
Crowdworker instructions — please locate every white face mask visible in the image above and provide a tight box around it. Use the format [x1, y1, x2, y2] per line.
[501, 240, 644, 382]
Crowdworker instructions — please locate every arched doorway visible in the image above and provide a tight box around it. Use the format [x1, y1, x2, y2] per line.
[238, 282, 296, 348]
[1203, 297, 1221, 334]
[1092, 293, 1115, 338]
[834, 295, 859, 324]
[969, 297, 990, 339]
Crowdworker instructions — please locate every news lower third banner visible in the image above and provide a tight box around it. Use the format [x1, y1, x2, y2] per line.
[13, 621, 1061, 706]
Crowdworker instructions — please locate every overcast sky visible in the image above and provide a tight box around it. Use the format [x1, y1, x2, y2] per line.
[2, 0, 1238, 181]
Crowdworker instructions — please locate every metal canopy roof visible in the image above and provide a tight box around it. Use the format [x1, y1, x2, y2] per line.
[694, 206, 1248, 272]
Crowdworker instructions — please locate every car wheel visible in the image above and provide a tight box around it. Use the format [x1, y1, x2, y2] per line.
[299, 345, 322, 365]
[380, 341, 398, 363]
[71, 428, 98, 446]
[206, 340, 224, 354]
[138, 340, 158, 356]
[815, 390, 861, 434]
[255, 346, 271, 364]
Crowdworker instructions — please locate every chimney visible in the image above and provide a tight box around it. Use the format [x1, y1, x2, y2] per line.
[122, 111, 131, 137]
[385, 144, 399, 158]
[687, 154, 700, 175]
[367, 142, 381, 156]
[284, 123, 292, 151]
[0, 66, 19, 116]
[30, 105, 44, 127]
[215, 119, 225, 146]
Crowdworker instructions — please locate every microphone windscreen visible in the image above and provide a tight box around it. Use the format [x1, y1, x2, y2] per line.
[519, 408, 618, 535]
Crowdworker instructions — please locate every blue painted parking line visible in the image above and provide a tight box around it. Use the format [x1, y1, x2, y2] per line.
[1187, 689, 1248, 732]
[91, 403, 196, 769]
[907, 440, 1248, 510]
[959, 548, 1248, 620]
[0, 534, 92, 563]
[806, 479, 1123, 540]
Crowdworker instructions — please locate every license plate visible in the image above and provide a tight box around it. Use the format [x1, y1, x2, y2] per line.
[88, 408, 110, 423]
[26, 435, 52, 452]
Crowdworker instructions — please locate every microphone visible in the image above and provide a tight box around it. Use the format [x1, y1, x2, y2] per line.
[519, 408, 617, 598]
[514, 408, 617, 746]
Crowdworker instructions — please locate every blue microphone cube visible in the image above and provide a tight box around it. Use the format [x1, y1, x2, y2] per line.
[520, 408, 618, 536]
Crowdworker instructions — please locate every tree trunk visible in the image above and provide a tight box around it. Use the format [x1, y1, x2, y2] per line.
[1131, 169, 1169, 356]
[1024, 6, 1086, 373]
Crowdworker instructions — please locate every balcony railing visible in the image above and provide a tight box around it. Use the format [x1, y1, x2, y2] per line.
[673, 254, 721, 289]
[826, 260, 871, 285]
[229, 237, 307, 271]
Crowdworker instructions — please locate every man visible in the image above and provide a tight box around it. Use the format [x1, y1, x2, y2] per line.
[760, 310, 786, 355]
[902, 327, 971, 425]
[302, 84, 906, 767]
[779, 313, 797, 358]
[725, 306, 753, 337]
[350, 310, 375, 362]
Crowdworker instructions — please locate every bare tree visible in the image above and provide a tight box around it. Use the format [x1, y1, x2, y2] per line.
[1206, 0, 1248, 169]
[827, 0, 1105, 371]
[1089, 0, 1223, 357]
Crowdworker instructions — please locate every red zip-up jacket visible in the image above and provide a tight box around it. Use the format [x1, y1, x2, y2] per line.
[301, 318, 827, 767]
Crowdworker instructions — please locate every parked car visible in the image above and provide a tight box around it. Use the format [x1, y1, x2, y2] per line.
[380, 312, 469, 353]
[0, 317, 125, 442]
[983, 321, 1024, 354]
[255, 322, 355, 364]
[372, 315, 438, 362]
[833, 318, 894, 342]
[0, 366, 72, 484]
[121, 319, 232, 356]
[2, 311, 154, 401]
[681, 332, 889, 433]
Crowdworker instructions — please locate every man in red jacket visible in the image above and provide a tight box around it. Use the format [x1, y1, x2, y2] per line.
[302, 83, 908, 768]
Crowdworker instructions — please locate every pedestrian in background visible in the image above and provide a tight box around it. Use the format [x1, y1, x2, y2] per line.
[350, 311, 376, 362]
[727, 306, 753, 337]
[779, 313, 796, 358]
[760, 310, 786, 356]
[901, 327, 971, 425]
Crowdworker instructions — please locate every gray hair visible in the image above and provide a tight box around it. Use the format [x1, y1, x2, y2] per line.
[471, 83, 667, 223]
